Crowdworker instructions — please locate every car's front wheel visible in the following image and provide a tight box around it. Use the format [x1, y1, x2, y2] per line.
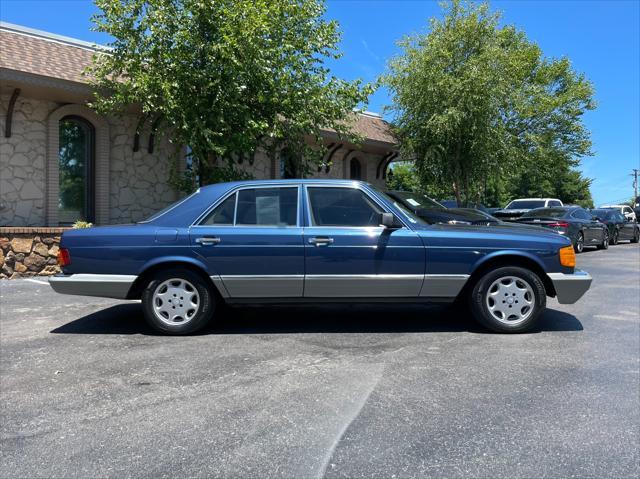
[631, 227, 640, 244]
[469, 266, 546, 333]
[141, 269, 215, 335]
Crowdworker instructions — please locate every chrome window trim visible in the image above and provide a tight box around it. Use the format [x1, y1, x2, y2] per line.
[302, 183, 409, 229]
[191, 184, 301, 228]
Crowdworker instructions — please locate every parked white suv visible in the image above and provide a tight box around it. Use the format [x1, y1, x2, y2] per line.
[493, 198, 564, 221]
[599, 204, 637, 222]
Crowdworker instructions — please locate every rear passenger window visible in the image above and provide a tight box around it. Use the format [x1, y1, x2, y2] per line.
[201, 193, 236, 225]
[236, 188, 298, 226]
[307, 187, 382, 227]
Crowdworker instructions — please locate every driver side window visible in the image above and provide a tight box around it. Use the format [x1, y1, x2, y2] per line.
[307, 187, 382, 227]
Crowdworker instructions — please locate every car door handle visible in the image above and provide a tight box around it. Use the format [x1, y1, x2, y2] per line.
[195, 236, 221, 246]
[308, 236, 334, 246]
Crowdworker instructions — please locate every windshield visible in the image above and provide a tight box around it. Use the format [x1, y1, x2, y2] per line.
[379, 192, 429, 225]
[506, 200, 547, 210]
[385, 191, 445, 210]
[521, 208, 567, 218]
[138, 190, 200, 223]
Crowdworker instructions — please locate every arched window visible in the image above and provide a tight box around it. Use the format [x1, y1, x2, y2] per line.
[350, 157, 362, 180]
[58, 116, 95, 223]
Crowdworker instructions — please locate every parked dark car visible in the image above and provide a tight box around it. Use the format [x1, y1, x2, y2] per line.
[515, 206, 609, 253]
[493, 198, 563, 221]
[50, 180, 591, 335]
[591, 209, 640, 244]
[438, 199, 491, 213]
[387, 191, 499, 225]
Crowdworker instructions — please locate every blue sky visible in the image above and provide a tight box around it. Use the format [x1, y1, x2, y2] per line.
[1, 0, 638, 205]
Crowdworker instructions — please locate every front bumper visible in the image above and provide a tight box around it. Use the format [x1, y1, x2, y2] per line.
[49, 274, 137, 299]
[547, 270, 592, 304]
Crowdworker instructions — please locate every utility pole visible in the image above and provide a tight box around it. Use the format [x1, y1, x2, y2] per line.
[632, 169, 639, 204]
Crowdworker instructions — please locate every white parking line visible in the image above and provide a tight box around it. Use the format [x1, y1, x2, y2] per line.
[25, 279, 49, 285]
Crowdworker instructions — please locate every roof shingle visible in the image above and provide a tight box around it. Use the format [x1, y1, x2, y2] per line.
[0, 24, 396, 145]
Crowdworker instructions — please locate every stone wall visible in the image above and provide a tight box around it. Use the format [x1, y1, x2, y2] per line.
[0, 95, 55, 226]
[0, 93, 179, 227]
[0, 227, 67, 279]
[108, 114, 179, 223]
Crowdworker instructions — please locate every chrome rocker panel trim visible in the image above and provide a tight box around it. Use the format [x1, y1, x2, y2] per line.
[547, 270, 592, 304]
[49, 274, 136, 299]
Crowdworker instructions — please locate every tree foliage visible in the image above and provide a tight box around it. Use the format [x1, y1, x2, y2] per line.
[384, 0, 595, 207]
[89, 0, 372, 190]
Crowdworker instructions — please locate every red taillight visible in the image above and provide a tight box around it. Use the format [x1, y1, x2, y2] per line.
[548, 222, 569, 228]
[57, 248, 71, 267]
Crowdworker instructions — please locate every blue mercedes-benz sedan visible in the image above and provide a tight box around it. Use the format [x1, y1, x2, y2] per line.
[50, 180, 591, 335]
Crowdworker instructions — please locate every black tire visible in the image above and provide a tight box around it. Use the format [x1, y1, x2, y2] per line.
[611, 229, 619, 245]
[468, 266, 546, 333]
[631, 227, 640, 244]
[574, 231, 584, 253]
[141, 268, 215, 335]
[597, 229, 609, 250]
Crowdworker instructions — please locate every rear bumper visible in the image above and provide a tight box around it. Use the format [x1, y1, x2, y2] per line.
[49, 274, 137, 299]
[547, 270, 592, 304]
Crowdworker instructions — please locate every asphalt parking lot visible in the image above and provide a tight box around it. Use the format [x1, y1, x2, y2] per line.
[1, 243, 639, 479]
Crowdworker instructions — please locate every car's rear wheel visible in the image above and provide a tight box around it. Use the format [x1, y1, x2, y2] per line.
[597, 229, 609, 250]
[574, 231, 584, 253]
[469, 266, 546, 333]
[141, 269, 215, 335]
[631, 227, 640, 244]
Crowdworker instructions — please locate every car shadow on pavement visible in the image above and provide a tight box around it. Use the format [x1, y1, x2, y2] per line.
[50, 303, 583, 335]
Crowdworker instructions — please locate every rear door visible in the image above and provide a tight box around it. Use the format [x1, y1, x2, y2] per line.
[572, 208, 600, 243]
[190, 185, 304, 298]
[302, 185, 425, 298]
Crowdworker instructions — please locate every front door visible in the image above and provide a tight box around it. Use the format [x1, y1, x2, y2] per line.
[302, 185, 425, 298]
[190, 185, 304, 298]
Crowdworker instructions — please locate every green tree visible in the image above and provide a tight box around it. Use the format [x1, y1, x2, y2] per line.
[89, 0, 372, 190]
[387, 162, 420, 192]
[384, 0, 595, 206]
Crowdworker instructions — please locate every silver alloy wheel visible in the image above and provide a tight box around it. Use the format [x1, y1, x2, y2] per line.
[485, 275, 535, 326]
[152, 278, 200, 326]
[576, 233, 584, 253]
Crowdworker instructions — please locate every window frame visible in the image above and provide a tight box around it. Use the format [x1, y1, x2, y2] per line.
[193, 185, 301, 228]
[303, 184, 404, 229]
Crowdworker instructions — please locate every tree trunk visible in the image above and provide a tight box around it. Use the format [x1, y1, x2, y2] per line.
[453, 180, 462, 206]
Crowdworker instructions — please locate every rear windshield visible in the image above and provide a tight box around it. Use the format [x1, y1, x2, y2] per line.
[138, 190, 199, 223]
[506, 200, 547, 210]
[591, 209, 613, 220]
[521, 208, 567, 218]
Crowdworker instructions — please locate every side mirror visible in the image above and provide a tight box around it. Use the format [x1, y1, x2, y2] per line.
[380, 212, 401, 229]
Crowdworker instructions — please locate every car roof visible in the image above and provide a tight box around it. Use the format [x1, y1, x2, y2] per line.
[510, 198, 560, 201]
[198, 179, 370, 191]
